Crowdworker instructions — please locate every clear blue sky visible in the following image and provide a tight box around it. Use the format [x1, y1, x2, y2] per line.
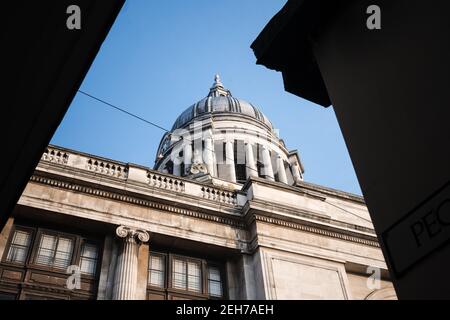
[51, 0, 362, 195]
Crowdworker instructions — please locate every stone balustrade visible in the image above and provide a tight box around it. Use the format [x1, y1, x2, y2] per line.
[86, 159, 128, 179]
[147, 172, 185, 192]
[201, 186, 237, 205]
[38, 145, 240, 207]
[42, 147, 69, 165]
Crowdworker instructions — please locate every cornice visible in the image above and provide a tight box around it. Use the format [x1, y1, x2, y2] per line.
[242, 176, 366, 205]
[28, 172, 380, 248]
[29, 174, 246, 229]
[243, 198, 376, 236]
[251, 214, 380, 248]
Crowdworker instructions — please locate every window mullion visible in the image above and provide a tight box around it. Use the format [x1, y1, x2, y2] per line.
[52, 235, 59, 266]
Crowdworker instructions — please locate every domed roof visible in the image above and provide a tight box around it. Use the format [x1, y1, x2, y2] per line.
[171, 75, 274, 130]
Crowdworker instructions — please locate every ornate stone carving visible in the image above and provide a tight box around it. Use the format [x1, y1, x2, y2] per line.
[190, 163, 208, 175]
[115, 225, 149, 243]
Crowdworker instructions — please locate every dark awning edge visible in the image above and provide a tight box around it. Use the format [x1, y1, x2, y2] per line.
[251, 0, 351, 107]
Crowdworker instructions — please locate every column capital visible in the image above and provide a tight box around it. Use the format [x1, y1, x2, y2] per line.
[116, 226, 150, 243]
[224, 137, 234, 144]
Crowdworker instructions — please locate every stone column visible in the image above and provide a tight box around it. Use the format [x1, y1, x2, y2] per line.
[203, 129, 216, 176]
[225, 139, 237, 183]
[276, 155, 288, 184]
[261, 145, 275, 181]
[245, 142, 258, 178]
[112, 226, 149, 300]
[173, 161, 181, 176]
[292, 162, 303, 184]
[183, 142, 192, 175]
[193, 141, 203, 164]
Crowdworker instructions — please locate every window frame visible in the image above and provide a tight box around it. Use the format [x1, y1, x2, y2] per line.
[207, 263, 225, 299]
[148, 251, 168, 289]
[31, 228, 78, 272]
[1, 225, 102, 280]
[1, 224, 102, 300]
[1, 225, 35, 266]
[146, 250, 227, 300]
[77, 238, 101, 277]
[169, 253, 204, 294]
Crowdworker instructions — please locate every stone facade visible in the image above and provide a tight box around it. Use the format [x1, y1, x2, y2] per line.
[0, 77, 396, 300]
[0, 145, 396, 300]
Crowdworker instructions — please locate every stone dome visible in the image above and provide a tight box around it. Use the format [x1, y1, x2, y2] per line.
[155, 75, 304, 186]
[171, 75, 274, 131]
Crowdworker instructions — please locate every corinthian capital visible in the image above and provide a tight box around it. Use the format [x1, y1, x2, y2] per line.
[115, 225, 150, 243]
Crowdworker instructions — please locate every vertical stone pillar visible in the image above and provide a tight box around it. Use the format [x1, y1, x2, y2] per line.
[112, 226, 149, 300]
[225, 139, 237, 183]
[276, 155, 288, 184]
[245, 142, 258, 178]
[173, 155, 181, 176]
[193, 141, 203, 164]
[291, 162, 303, 184]
[183, 142, 193, 175]
[261, 145, 275, 181]
[203, 129, 216, 176]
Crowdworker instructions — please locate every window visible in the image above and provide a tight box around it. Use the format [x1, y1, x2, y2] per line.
[147, 251, 225, 300]
[172, 258, 187, 290]
[79, 241, 99, 276]
[208, 266, 223, 298]
[5, 229, 32, 264]
[1, 225, 101, 300]
[172, 258, 201, 293]
[148, 253, 165, 288]
[35, 233, 74, 270]
[187, 261, 201, 292]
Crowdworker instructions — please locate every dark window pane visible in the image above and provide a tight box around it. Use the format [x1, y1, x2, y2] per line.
[172, 258, 187, 290]
[187, 261, 201, 293]
[148, 253, 165, 288]
[35, 234, 73, 270]
[5, 229, 31, 264]
[80, 242, 99, 276]
[208, 266, 223, 297]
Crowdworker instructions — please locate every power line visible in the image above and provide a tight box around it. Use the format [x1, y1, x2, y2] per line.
[324, 200, 372, 223]
[77, 90, 258, 173]
[78, 90, 170, 132]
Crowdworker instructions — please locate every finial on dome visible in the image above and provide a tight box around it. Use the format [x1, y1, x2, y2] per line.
[209, 74, 231, 97]
[214, 74, 222, 86]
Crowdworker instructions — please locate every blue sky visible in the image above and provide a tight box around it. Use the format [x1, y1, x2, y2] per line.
[51, 0, 362, 195]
